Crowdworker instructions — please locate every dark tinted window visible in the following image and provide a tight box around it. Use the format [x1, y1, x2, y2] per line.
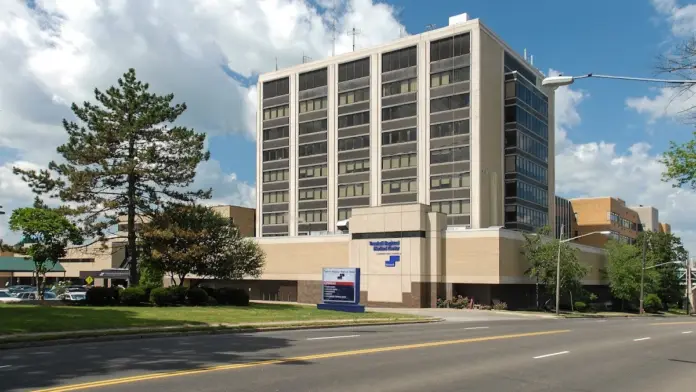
[298, 142, 328, 157]
[299, 119, 327, 135]
[430, 146, 469, 164]
[263, 125, 289, 141]
[430, 94, 470, 113]
[263, 78, 290, 99]
[262, 147, 289, 161]
[430, 120, 469, 138]
[339, 58, 370, 82]
[504, 52, 537, 85]
[430, 33, 470, 62]
[382, 46, 417, 72]
[338, 135, 370, 151]
[299, 68, 328, 91]
[382, 103, 417, 121]
[382, 128, 417, 145]
[338, 111, 370, 128]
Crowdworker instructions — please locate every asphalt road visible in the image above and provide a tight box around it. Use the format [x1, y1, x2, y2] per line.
[1, 317, 695, 392]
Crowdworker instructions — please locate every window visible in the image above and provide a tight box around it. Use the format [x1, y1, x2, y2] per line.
[504, 52, 537, 85]
[430, 173, 470, 190]
[262, 125, 289, 141]
[298, 165, 327, 179]
[262, 147, 289, 162]
[515, 79, 549, 117]
[262, 191, 289, 204]
[263, 78, 289, 99]
[339, 88, 369, 106]
[382, 153, 417, 169]
[382, 128, 417, 145]
[338, 159, 370, 174]
[382, 78, 418, 97]
[338, 208, 352, 221]
[430, 67, 470, 87]
[512, 155, 548, 185]
[338, 182, 370, 198]
[338, 135, 370, 151]
[511, 181, 548, 207]
[382, 46, 417, 72]
[59, 258, 95, 263]
[430, 146, 469, 164]
[298, 187, 327, 201]
[505, 80, 516, 99]
[338, 111, 370, 128]
[430, 120, 469, 139]
[508, 204, 548, 229]
[511, 106, 548, 140]
[299, 97, 328, 113]
[339, 58, 370, 82]
[431, 200, 470, 215]
[382, 103, 417, 121]
[299, 119, 327, 135]
[430, 33, 470, 62]
[430, 94, 469, 113]
[262, 169, 289, 183]
[262, 212, 287, 225]
[299, 68, 327, 91]
[382, 178, 417, 194]
[263, 105, 289, 120]
[298, 142, 327, 157]
[513, 132, 548, 162]
[298, 210, 327, 223]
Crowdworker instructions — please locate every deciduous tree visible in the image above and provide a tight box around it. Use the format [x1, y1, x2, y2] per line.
[605, 239, 659, 310]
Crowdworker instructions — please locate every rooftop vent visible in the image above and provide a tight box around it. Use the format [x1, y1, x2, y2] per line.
[448, 13, 469, 26]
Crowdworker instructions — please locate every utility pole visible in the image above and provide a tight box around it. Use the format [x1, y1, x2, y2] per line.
[556, 224, 563, 316]
[639, 234, 647, 314]
[687, 256, 693, 315]
[347, 27, 361, 51]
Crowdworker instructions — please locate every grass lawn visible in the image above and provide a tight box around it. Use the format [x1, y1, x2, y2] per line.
[0, 303, 417, 335]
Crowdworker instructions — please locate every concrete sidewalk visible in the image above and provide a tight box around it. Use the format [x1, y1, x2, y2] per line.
[367, 307, 556, 322]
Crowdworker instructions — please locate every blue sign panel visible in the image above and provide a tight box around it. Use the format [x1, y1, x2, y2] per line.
[385, 255, 400, 267]
[321, 268, 360, 304]
[369, 240, 400, 252]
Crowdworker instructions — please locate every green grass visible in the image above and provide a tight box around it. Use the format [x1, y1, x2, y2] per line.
[0, 303, 418, 335]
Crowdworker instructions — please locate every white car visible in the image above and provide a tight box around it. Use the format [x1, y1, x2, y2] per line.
[58, 292, 86, 301]
[0, 290, 21, 303]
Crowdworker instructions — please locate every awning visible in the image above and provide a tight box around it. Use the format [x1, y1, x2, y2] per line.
[97, 268, 130, 279]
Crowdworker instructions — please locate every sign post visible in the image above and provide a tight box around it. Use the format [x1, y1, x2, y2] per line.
[317, 267, 365, 312]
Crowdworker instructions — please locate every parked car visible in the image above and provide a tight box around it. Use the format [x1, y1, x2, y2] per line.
[16, 291, 57, 301]
[0, 290, 22, 303]
[58, 292, 86, 301]
[7, 285, 34, 296]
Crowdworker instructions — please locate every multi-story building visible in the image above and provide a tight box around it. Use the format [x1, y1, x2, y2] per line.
[554, 196, 577, 239]
[257, 13, 554, 237]
[570, 197, 640, 247]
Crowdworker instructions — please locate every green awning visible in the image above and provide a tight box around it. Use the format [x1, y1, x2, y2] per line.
[0, 256, 66, 273]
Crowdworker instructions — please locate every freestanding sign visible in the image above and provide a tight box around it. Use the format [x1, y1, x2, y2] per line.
[317, 267, 365, 312]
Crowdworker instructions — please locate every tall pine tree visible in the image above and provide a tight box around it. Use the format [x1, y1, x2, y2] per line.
[14, 69, 211, 283]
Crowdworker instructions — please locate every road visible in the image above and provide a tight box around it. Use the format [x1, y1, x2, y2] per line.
[0, 317, 694, 391]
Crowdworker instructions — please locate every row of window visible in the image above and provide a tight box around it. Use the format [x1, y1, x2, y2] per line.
[262, 191, 289, 204]
[382, 152, 417, 170]
[298, 141, 327, 157]
[298, 209, 327, 223]
[299, 187, 327, 201]
[430, 173, 470, 190]
[338, 111, 370, 128]
[430, 67, 470, 88]
[262, 169, 289, 183]
[430, 33, 470, 62]
[263, 105, 289, 120]
[338, 135, 370, 151]
[298, 165, 327, 179]
[262, 212, 287, 225]
[382, 78, 418, 97]
[431, 199, 471, 215]
[505, 105, 549, 140]
[263, 78, 289, 99]
[506, 79, 549, 117]
[430, 146, 469, 164]
[339, 158, 370, 174]
[505, 155, 548, 185]
[431, 119, 469, 139]
[506, 204, 548, 230]
[339, 88, 369, 106]
[431, 93, 469, 113]
[382, 46, 418, 73]
[338, 58, 370, 82]
[504, 52, 537, 85]
[262, 147, 289, 162]
[382, 178, 418, 194]
[299, 97, 328, 113]
[299, 68, 327, 91]
[506, 181, 548, 207]
[609, 231, 636, 244]
[262, 125, 289, 141]
[338, 182, 370, 198]
[506, 131, 548, 162]
[608, 212, 638, 230]
[382, 103, 417, 121]
[299, 119, 327, 135]
[382, 128, 416, 145]
[338, 208, 353, 221]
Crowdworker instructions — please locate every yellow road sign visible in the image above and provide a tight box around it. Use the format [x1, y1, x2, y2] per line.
[85, 276, 94, 285]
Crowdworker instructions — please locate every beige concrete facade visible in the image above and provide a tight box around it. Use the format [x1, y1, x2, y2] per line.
[211, 205, 256, 237]
[570, 197, 640, 247]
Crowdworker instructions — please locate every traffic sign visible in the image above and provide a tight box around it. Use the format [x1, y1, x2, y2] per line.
[85, 276, 94, 285]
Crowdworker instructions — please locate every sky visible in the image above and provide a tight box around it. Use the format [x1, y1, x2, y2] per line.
[2, 0, 696, 251]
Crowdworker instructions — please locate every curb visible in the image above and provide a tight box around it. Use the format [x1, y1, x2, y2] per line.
[0, 318, 441, 350]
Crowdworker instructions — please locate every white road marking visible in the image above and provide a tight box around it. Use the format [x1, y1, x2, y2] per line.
[682, 331, 693, 334]
[0, 365, 11, 369]
[307, 334, 360, 341]
[596, 320, 607, 322]
[533, 351, 569, 359]
[463, 326, 489, 330]
[633, 337, 651, 341]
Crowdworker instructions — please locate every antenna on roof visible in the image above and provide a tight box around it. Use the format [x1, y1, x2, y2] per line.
[275, 57, 278, 71]
[302, 52, 312, 63]
[530, 55, 534, 66]
[347, 26, 361, 51]
[524, 48, 527, 61]
[425, 23, 437, 31]
[399, 27, 406, 38]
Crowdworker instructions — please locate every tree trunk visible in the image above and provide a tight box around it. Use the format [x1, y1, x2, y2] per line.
[569, 290, 574, 312]
[535, 275, 539, 309]
[127, 174, 138, 285]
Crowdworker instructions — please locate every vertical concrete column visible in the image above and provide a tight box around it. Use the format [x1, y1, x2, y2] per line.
[417, 39, 429, 205]
[288, 73, 298, 236]
[327, 64, 337, 232]
[469, 25, 481, 229]
[370, 53, 381, 207]
[255, 81, 263, 237]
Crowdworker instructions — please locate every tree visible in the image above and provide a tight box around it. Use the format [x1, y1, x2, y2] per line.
[8, 207, 83, 299]
[140, 204, 264, 286]
[605, 240, 659, 310]
[522, 226, 555, 308]
[639, 231, 688, 307]
[13, 69, 211, 284]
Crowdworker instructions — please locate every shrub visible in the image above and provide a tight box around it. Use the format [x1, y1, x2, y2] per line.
[187, 287, 209, 306]
[150, 287, 175, 307]
[480, 305, 492, 310]
[168, 286, 188, 305]
[216, 287, 250, 306]
[86, 287, 118, 306]
[207, 296, 218, 306]
[120, 287, 147, 306]
[493, 301, 508, 311]
[644, 294, 663, 313]
[574, 301, 588, 312]
[437, 295, 469, 309]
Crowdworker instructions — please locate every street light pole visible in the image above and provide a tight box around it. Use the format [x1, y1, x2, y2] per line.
[542, 73, 696, 88]
[639, 236, 647, 315]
